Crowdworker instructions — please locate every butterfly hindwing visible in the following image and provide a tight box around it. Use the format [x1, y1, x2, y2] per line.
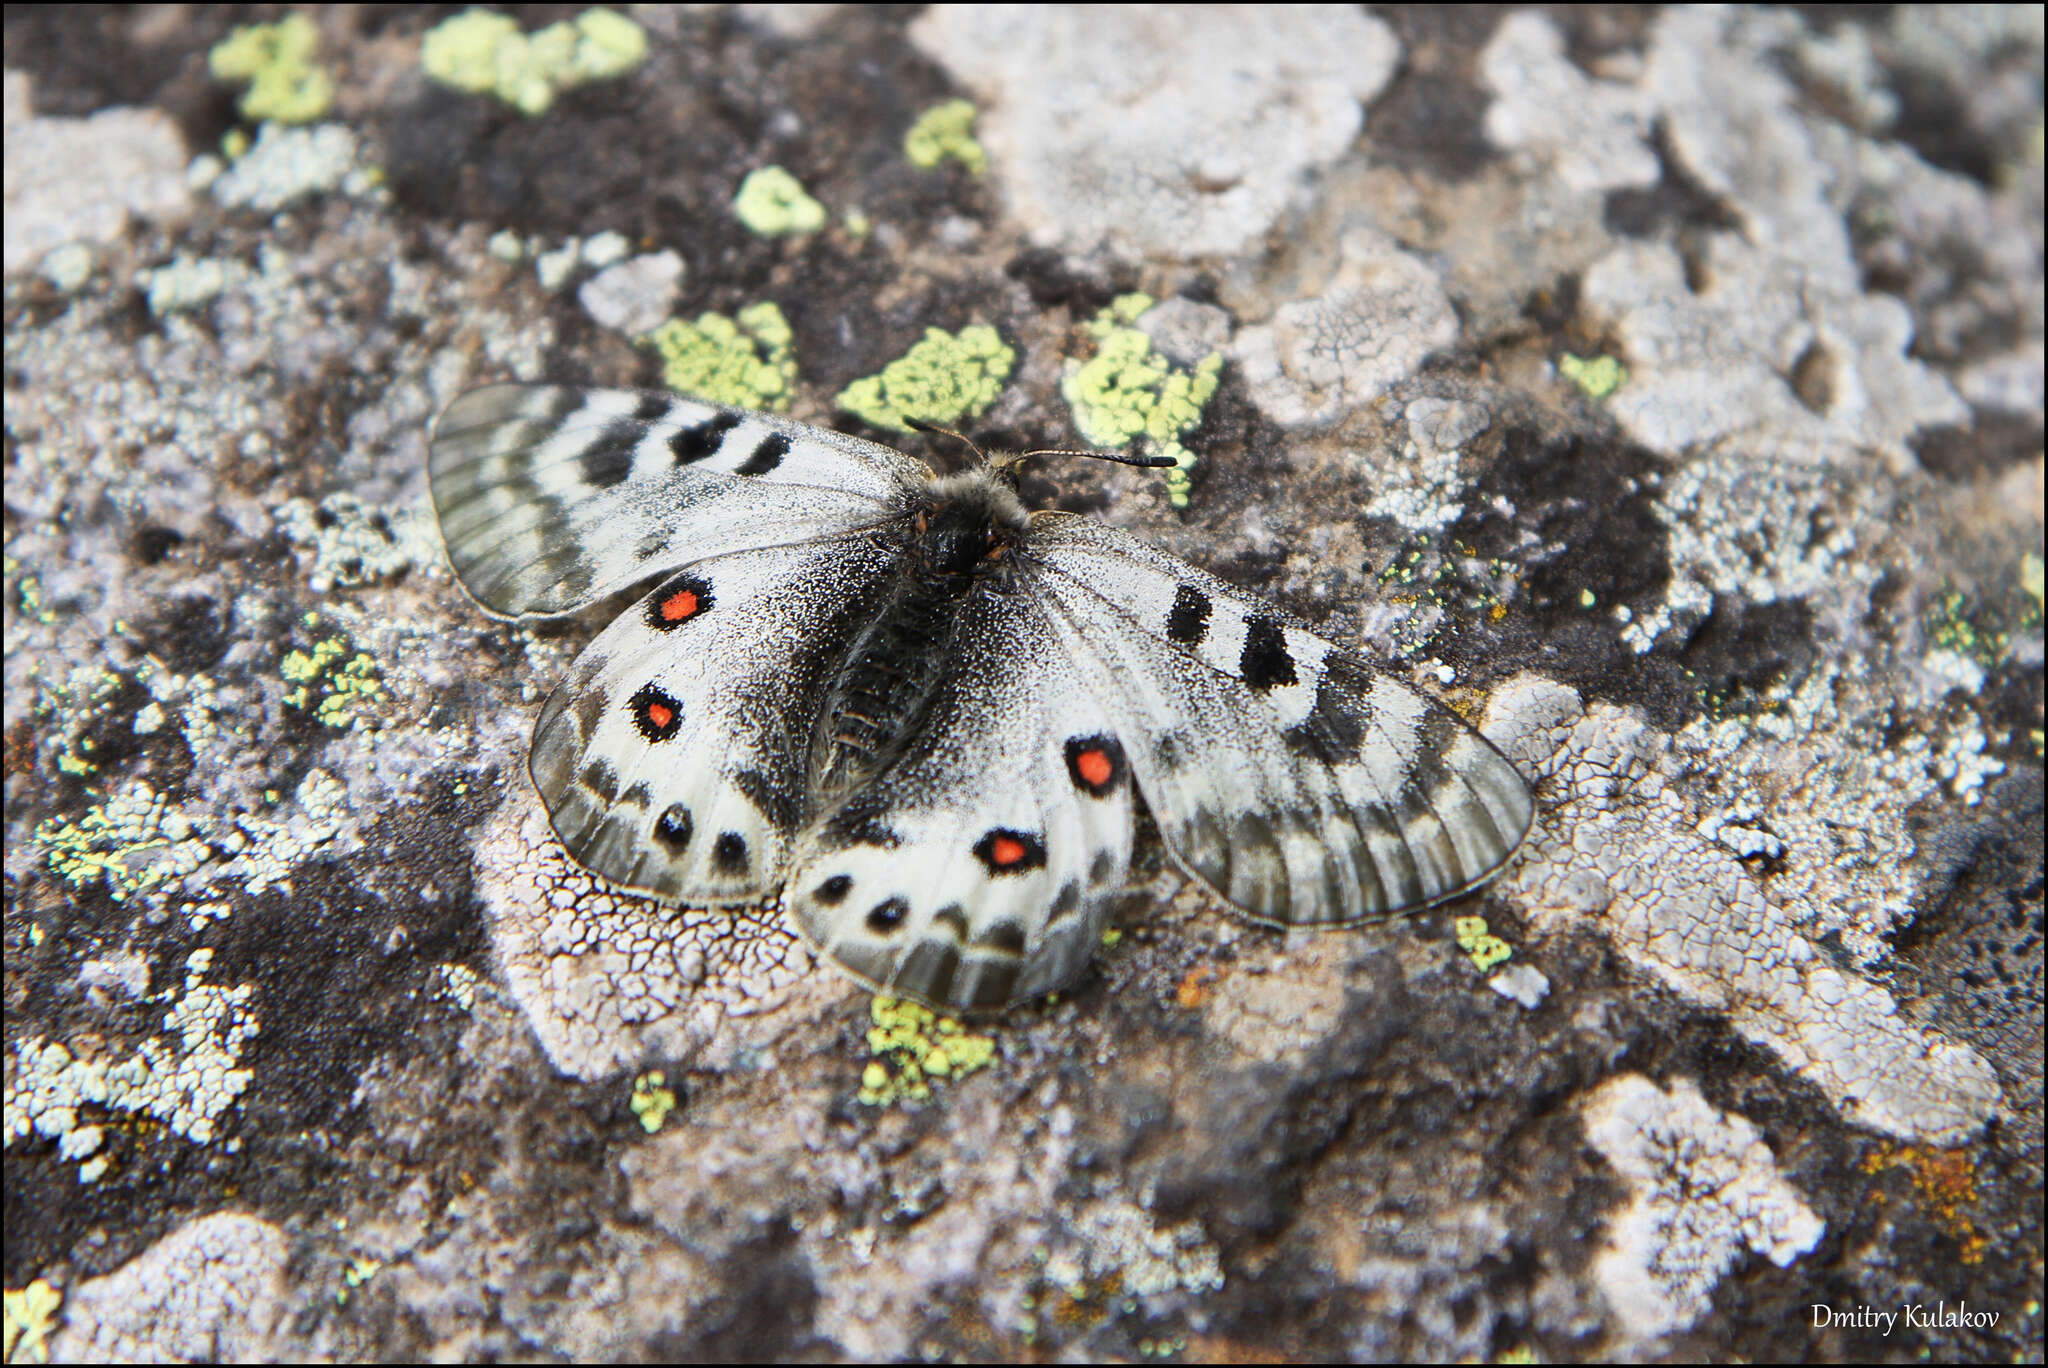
[529, 534, 901, 904]
[782, 588, 1136, 1010]
[429, 384, 928, 617]
[1019, 514, 1533, 925]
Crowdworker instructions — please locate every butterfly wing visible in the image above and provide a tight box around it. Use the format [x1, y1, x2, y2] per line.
[429, 384, 930, 617]
[782, 587, 1136, 1011]
[528, 534, 906, 905]
[1018, 515, 1532, 925]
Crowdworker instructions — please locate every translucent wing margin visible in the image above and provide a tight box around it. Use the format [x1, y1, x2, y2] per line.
[429, 384, 931, 617]
[1020, 514, 1532, 925]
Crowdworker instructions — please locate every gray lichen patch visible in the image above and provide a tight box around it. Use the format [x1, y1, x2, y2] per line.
[909, 6, 1399, 259]
[1486, 676, 2001, 1146]
[1581, 1074, 1825, 1341]
[470, 802, 825, 1080]
[1232, 228, 1460, 431]
[46, 1212, 288, 1362]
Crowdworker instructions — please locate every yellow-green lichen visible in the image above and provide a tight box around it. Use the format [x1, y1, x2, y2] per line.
[281, 636, 386, 729]
[858, 996, 997, 1105]
[1559, 352, 1627, 399]
[905, 99, 987, 174]
[835, 325, 1014, 432]
[422, 6, 648, 117]
[208, 12, 335, 125]
[1455, 915, 1513, 972]
[643, 302, 797, 410]
[335, 1256, 383, 1306]
[35, 781, 211, 905]
[733, 165, 828, 237]
[3, 1280, 61, 1366]
[1063, 294, 1222, 509]
[630, 1070, 677, 1133]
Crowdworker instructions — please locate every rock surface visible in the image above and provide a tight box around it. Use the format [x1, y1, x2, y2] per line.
[4, 6, 2040, 1363]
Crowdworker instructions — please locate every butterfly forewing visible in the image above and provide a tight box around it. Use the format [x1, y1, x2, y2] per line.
[429, 384, 927, 617]
[1019, 514, 1533, 925]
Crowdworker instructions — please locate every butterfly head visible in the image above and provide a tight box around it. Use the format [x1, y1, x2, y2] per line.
[916, 468, 1030, 576]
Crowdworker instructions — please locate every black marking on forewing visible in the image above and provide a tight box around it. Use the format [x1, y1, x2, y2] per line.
[734, 767, 802, 834]
[630, 392, 672, 422]
[736, 430, 792, 476]
[1283, 667, 1370, 761]
[1167, 584, 1212, 645]
[814, 873, 853, 905]
[1240, 616, 1298, 691]
[866, 897, 909, 933]
[668, 411, 743, 463]
[579, 419, 642, 488]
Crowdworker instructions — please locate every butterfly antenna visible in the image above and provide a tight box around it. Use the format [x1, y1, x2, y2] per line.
[905, 416, 1177, 471]
[1022, 446, 1179, 469]
[904, 416, 989, 463]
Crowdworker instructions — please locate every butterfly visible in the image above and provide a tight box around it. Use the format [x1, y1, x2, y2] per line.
[428, 384, 1534, 1011]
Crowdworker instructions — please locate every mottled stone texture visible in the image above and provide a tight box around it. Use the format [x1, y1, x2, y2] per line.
[4, 6, 2040, 1363]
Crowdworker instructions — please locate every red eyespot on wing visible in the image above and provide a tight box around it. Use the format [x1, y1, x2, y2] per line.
[628, 683, 684, 741]
[645, 574, 715, 632]
[1063, 735, 1126, 797]
[973, 828, 1047, 876]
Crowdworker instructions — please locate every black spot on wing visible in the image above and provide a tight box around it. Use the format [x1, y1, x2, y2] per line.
[1063, 734, 1127, 797]
[736, 430, 791, 476]
[866, 897, 909, 933]
[579, 419, 642, 488]
[1240, 616, 1298, 691]
[814, 873, 853, 905]
[712, 831, 750, 874]
[1284, 667, 1371, 761]
[630, 392, 672, 422]
[668, 411, 743, 463]
[973, 828, 1048, 876]
[1167, 584, 1212, 645]
[653, 803, 693, 851]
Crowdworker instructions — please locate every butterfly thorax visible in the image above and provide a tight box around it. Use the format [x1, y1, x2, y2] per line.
[809, 468, 1030, 797]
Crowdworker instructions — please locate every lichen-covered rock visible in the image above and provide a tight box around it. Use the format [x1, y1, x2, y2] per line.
[4, 7, 2038, 1363]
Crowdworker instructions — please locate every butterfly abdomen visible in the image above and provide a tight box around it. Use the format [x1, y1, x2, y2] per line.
[810, 470, 1029, 797]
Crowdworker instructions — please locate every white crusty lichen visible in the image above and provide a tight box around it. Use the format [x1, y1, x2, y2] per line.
[1484, 675, 2000, 1145]
[1581, 1074, 1824, 1340]
[1232, 229, 1460, 432]
[210, 122, 369, 212]
[1046, 1200, 1225, 1299]
[471, 802, 819, 1079]
[1582, 234, 1967, 473]
[47, 1212, 288, 1362]
[907, 6, 1398, 259]
[5, 950, 258, 1174]
[274, 491, 435, 594]
[1361, 393, 1492, 535]
[1478, 11, 1660, 193]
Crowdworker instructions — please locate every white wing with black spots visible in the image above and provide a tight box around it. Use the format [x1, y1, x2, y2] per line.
[781, 587, 1136, 1010]
[429, 384, 929, 617]
[1019, 514, 1532, 925]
